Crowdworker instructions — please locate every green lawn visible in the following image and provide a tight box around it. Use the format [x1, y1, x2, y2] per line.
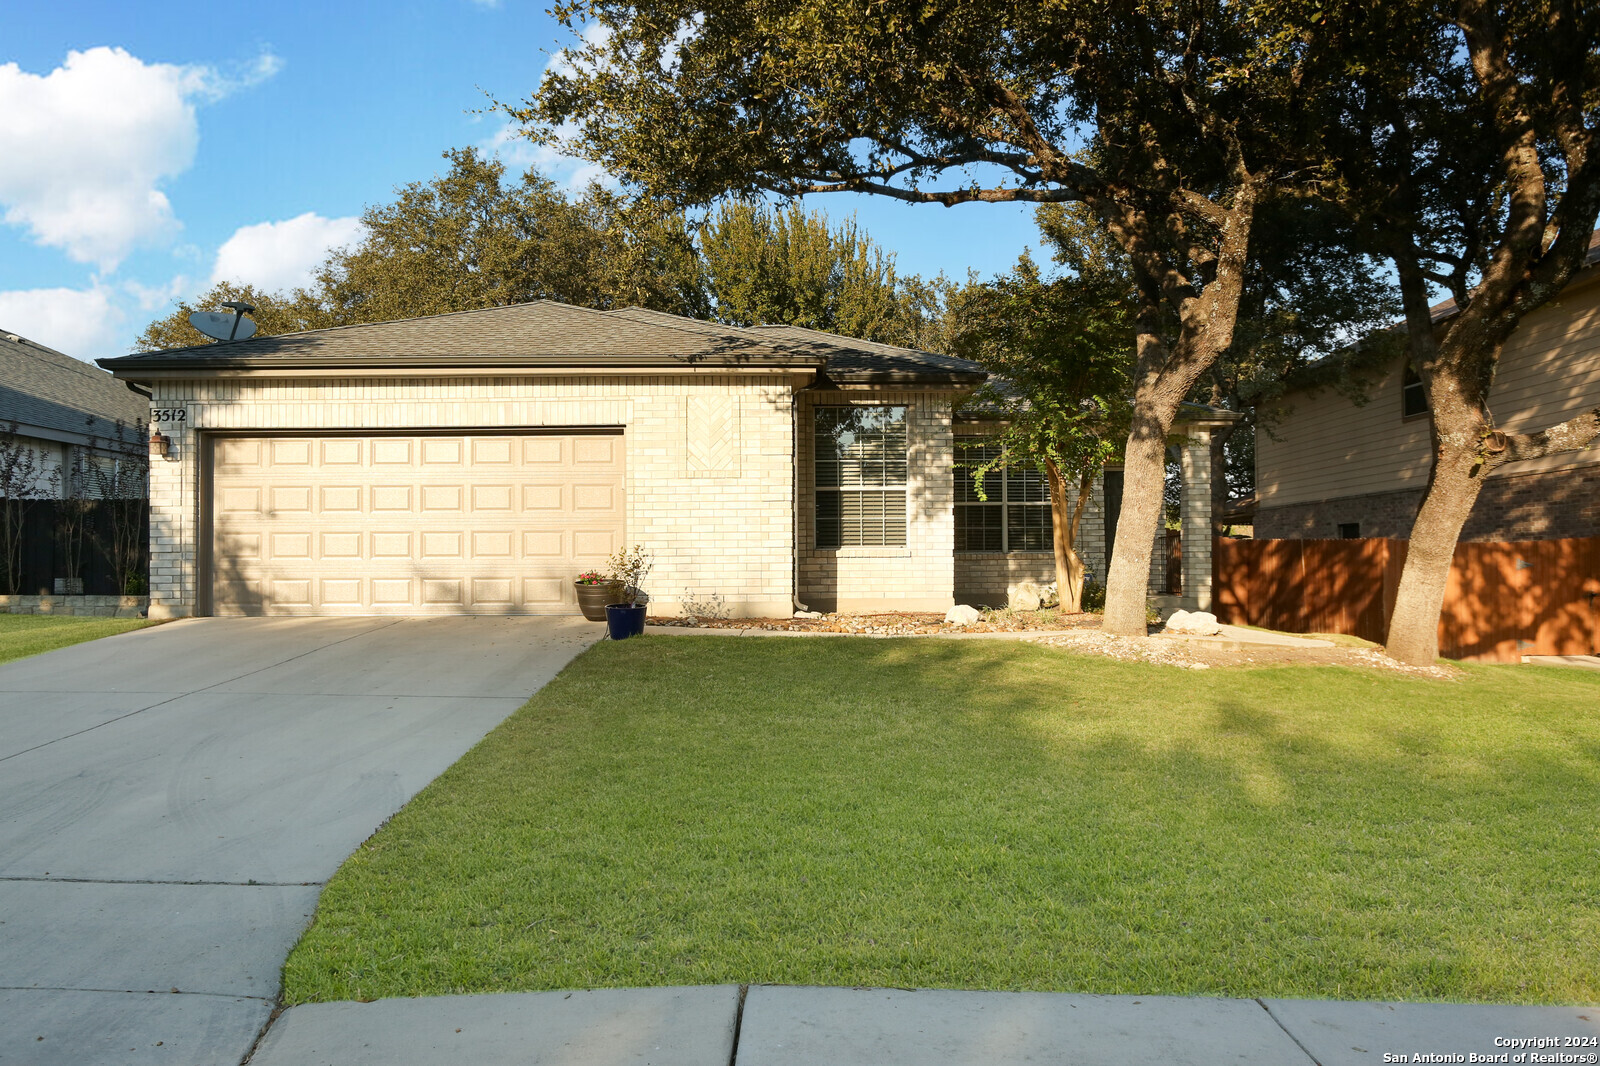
[283, 637, 1600, 1005]
[0, 613, 153, 665]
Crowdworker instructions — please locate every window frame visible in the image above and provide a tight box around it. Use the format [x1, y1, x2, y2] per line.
[813, 405, 909, 550]
[953, 441, 1054, 554]
[1401, 363, 1429, 420]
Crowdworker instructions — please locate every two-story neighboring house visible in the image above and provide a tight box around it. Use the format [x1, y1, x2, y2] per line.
[1, 329, 149, 498]
[1254, 241, 1600, 543]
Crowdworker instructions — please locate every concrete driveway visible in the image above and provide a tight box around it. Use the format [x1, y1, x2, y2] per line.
[0, 616, 600, 1066]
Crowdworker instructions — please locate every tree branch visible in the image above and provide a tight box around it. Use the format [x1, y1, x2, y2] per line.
[1496, 406, 1600, 464]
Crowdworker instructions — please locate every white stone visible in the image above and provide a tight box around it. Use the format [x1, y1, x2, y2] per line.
[1010, 583, 1042, 612]
[794, 610, 823, 620]
[1039, 581, 1059, 608]
[1163, 609, 1221, 636]
[944, 604, 982, 626]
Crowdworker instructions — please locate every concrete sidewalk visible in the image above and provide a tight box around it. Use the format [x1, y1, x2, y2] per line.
[249, 985, 1599, 1065]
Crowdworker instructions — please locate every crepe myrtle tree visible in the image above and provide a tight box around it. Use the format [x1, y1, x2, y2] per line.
[949, 250, 1134, 613]
[1322, 0, 1600, 665]
[512, 0, 1361, 636]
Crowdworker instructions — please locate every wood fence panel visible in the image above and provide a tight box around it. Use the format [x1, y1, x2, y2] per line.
[1211, 535, 1599, 662]
[1212, 538, 1250, 624]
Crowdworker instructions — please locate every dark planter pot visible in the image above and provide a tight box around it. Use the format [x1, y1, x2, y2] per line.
[605, 603, 648, 640]
[575, 581, 623, 622]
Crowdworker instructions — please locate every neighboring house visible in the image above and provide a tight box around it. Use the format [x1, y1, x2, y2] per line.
[1255, 240, 1600, 542]
[1, 329, 149, 498]
[99, 301, 1226, 619]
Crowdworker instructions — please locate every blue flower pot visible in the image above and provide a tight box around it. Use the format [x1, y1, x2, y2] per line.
[605, 603, 648, 640]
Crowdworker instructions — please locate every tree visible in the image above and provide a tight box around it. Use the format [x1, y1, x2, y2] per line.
[0, 421, 58, 595]
[948, 245, 1134, 612]
[515, 0, 1365, 635]
[136, 149, 712, 350]
[701, 200, 925, 345]
[1322, 0, 1600, 664]
[133, 282, 327, 351]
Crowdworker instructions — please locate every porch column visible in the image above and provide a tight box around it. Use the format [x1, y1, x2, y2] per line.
[1180, 428, 1213, 612]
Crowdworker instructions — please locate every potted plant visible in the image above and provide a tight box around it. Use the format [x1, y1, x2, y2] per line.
[603, 544, 653, 640]
[574, 570, 623, 622]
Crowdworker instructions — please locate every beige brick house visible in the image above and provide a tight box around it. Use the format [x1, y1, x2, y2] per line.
[100, 300, 1220, 619]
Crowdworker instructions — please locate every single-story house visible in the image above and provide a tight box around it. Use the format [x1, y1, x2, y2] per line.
[1255, 233, 1600, 542]
[99, 301, 1226, 619]
[2, 328, 149, 498]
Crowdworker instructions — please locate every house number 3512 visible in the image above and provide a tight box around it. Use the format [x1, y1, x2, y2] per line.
[152, 408, 187, 423]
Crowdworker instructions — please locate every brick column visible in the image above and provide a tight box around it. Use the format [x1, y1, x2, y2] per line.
[1180, 428, 1213, 612]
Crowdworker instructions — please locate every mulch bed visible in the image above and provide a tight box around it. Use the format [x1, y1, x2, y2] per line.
[646, 610, 1458, 677]
[647, 610, 1104, 636]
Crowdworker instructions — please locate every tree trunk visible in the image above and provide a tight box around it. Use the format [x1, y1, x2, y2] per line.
[1044, 457, 1089, 613]
[1102, 424, 1168, 635]
[1384, 440, 1485, 665]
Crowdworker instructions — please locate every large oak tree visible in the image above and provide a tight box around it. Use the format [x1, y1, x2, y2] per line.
[513, 0, 1362, 635]
[1324, 0, 1600, 664]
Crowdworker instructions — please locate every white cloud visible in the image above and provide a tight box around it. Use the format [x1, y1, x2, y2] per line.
[544, 21, 614, 82]
[123, 274, 192, 312]
[482, 120, 612, 193]
[0, 285, 125, 360]
[211, 212, 365, 292]
[0, 46, 282, 271]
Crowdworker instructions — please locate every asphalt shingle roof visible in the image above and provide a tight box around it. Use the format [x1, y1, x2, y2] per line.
[98, 300, 985, 385]
[1, 330, 148, 443]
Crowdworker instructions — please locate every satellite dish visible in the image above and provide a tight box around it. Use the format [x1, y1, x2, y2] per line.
[189, 308, 258, 343]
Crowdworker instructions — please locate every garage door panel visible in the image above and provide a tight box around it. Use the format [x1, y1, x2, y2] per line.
[270, 486, 311, 513]
[372, 486, 413, 511]
[523, 438, 564, 464]
[320, 439, 362, 465]
[211, 433, 624, 615]
[271, 439, 313, 466]
[421, 485, 463, 511]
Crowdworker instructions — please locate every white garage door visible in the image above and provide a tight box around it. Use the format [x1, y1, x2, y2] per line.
[208, 432, 625, 615]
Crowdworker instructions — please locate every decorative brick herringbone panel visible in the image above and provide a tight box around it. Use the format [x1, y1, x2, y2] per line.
[686, 394, 739, 476]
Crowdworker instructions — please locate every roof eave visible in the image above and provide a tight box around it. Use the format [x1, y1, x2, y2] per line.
[98, 353, 827, 375]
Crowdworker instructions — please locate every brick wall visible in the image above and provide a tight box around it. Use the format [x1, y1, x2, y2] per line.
[1254, 459, 1600, 542]
[144, 374, 801, 618]
[797, 391, 960, 613]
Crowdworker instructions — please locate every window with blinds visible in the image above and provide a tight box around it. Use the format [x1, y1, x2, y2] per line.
[953, 442, 1053, 552]
[815, 407, 908, 548]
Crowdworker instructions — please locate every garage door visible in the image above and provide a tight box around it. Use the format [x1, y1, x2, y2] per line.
[208, 433, 625, 615]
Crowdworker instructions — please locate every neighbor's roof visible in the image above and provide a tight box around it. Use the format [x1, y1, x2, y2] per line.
[1, 329, 148, 444]
[99, 300, 986, 386]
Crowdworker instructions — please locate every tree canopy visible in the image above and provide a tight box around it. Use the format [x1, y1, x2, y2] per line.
[135, 149, 939, 351]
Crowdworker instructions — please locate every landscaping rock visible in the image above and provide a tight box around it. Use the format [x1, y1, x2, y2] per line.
[1010, 582, 1043, 612]
[1163, 610, 1221, 636]
[944, 605, 982, 626]
[794, 610, 823, 620]
[1039, 582, 1060, 608]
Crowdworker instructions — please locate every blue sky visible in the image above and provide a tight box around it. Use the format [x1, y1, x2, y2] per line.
[1, 1, 1042, 361]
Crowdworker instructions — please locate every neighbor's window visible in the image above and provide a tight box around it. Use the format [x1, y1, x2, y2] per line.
[814, 406, 907, 548]
[953, 442, 1053, 552]
[1402, 364, 1428, 418]
[1338, 522, 1361, 539]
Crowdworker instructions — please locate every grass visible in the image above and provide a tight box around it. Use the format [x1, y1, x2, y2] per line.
[0, 613, 153, 665]
[283, 637, 1600, 1005]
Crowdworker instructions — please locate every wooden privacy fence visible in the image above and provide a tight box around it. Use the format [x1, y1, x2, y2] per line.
[1213, 535, 1600, 662]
